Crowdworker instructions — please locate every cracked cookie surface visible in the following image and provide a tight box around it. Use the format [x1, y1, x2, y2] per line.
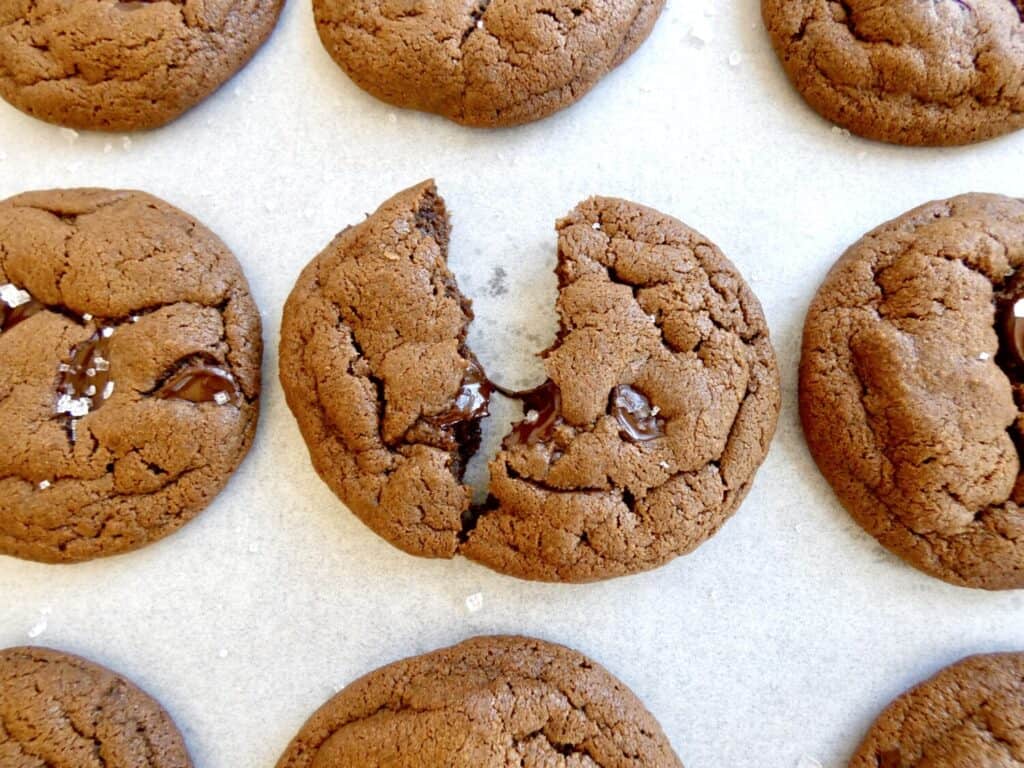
[0, 188, 262, 563]
[312, 0, 664, 127]
[849, 652, 1024, 767]
[762, 0, 1024, 145]
[0, 645, 192, 768]
[800, 193, 1024, 590]
[278, 181, 779, 582]
[274, 635, 683, 768]
[0, 0, 285, 131]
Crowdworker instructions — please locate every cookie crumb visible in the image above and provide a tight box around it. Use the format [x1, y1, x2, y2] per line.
[831, 125, 851, 137]
[465, 592, 484, 613]
[59, 127, 78, 144]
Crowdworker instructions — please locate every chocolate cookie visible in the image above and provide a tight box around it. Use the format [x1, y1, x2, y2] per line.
[0, 1, 285, 131]
[850, 652, 1024, 767]
[279, 181, 779, 582]
[762, 0, 1024, 146]
[0, 645, 192, 767]
[800, 193, 1024, 590]
[312, 0, 664, 127]
[275, 635, 683, 767]
[0, 188, 261, 563]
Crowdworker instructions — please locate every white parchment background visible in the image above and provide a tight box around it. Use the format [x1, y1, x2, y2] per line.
[1, 1, 1023, 766]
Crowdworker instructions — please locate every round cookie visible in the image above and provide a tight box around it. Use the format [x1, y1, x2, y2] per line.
[0, 188, 262, 563]
[850, 652, 1024, 767]
[0, 1, 285, 131]
[800, 193, 1024, 590]
[279, 180, 779, 582]
[0, 645, 192, 767]
[762, 0, 1024, 146]
[312, 0, 665, 127]
[275, 635, 683, 767]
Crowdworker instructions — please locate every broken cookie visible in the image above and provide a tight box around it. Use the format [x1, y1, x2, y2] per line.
[0, 1, 285, 131]
[0, 188, 262, 563]
[274, 635, 684, 768]
[762, 0, 1024, 145]
[279, 181, 780, 582]
[312, 0, 665, 127]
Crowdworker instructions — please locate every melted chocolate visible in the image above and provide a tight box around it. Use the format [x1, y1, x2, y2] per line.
[427, 359, 492, 428]
[56, 329, 115, 417]
[999, 291, 1024, 372]
[878, 750, 902, 768]
[609, 384, 665, 442]
[156, 363, 239, 405]
[0, 298, 45, 333]
[505, 380, 563, 446]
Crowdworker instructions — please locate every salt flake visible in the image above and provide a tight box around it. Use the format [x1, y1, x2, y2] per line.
[213, 391, 229, 405]
[0, 283, 31, 308]
[38, 480, 50, 490]
[102, 381, 115, 400]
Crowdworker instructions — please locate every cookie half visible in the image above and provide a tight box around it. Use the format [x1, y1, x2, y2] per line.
[849, 652, 1024, 767]
[0, 189, 262, 563]
[0, 645, 192, 767]
[800, 193, 1024, 589]
[0, 1, 285, 131]
[279, 181, 779, 582]
[275, 635, 683, 767]
[312, 0, 665, 127]
[762, 0, 1024, 145]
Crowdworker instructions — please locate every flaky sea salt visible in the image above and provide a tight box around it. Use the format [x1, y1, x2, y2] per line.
[38, 480, 50, 490]
[213, 391, 230, 405]
[56, 394, 91, 418]
[592, 221, 601, 230]
[102, 381, 115, 400]
[979, 352, 991, 361]
[465, 592, 484, 613]
[0, 283, 31, 307]
[659, 461, 670, 469]
[27, 608, 51, 639]
[1014, 298, 1024, 318]
[524, 409, 539, 423]
[94, 356, 110, 371]
[101, 327, 114, 338]
[82, 313, 93, 322]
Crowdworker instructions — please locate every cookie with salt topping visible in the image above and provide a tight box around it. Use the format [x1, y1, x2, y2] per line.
[0, 188, 261, 563]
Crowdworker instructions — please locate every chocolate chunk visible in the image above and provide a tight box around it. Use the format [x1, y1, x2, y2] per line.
[878, 750, 902, 768]
[504, 380, 563, 446]
[56, 328, 115, 419]
[609, 384, 665, 442]
[426, 360, 492, 428]
[999, 290, 1024, 372]
[156, 363, 240, 405]
[0, 297, 44, 333]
